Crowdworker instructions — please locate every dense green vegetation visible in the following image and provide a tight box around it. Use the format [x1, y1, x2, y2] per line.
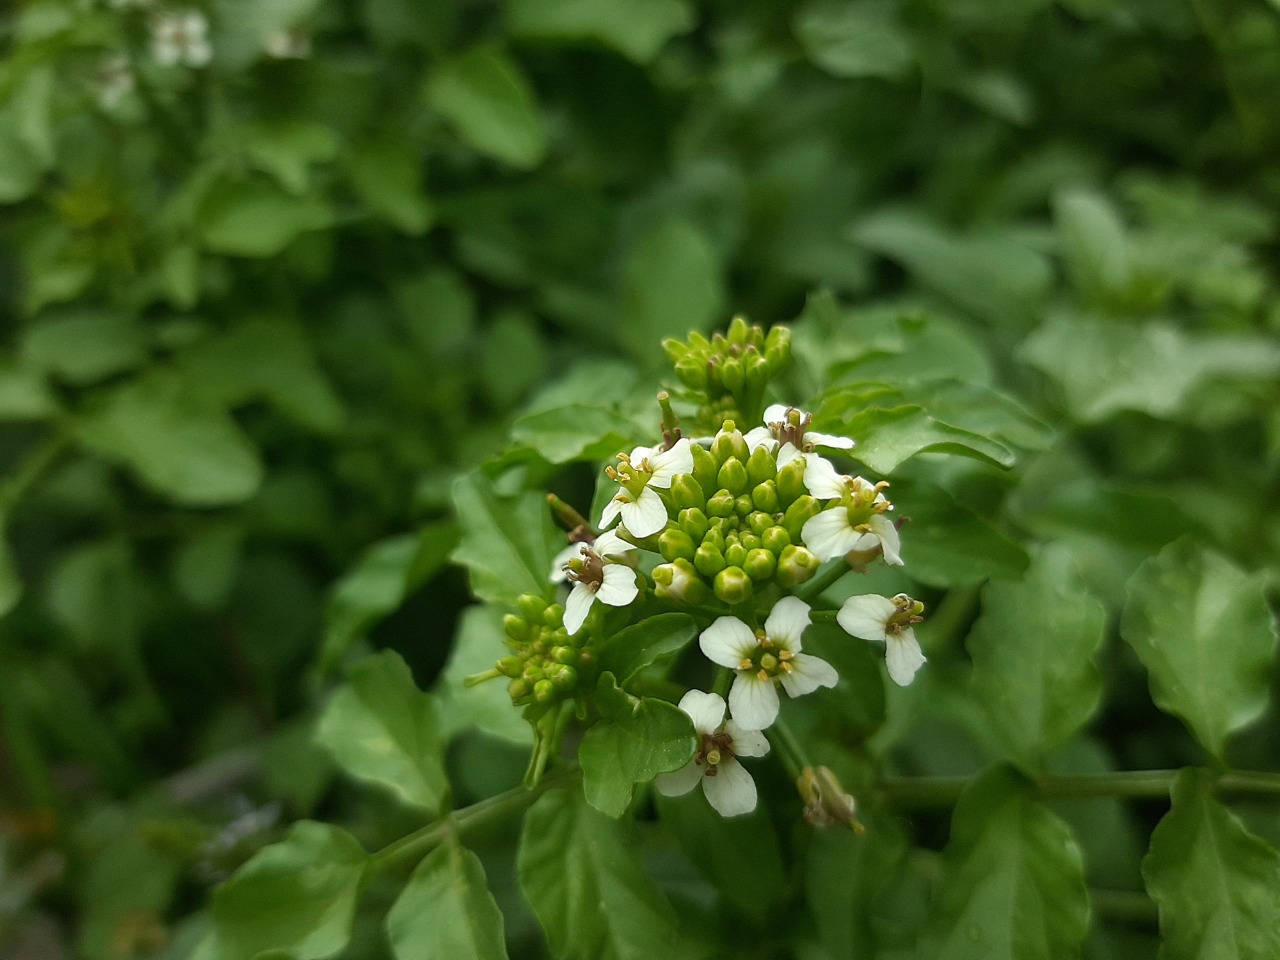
[1, 0, 1278, 958]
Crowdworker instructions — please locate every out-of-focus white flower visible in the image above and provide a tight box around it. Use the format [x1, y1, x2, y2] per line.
[801, 457, 902, 565]
[152, 9, 212, 68]
[562, 530, 638, 635]
[655, 690, 769, 817]
[599, 438, 692, 538]
[263, 28, 310, 60]
[698, 596, 837, 731]
[837, 593, 926, 686]
[96, 53, 135, 109]
[745, 404, 855, 468]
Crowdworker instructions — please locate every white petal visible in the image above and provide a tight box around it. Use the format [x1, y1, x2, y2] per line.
[886, 628, 926, 686]
[620, 486, 668, 537]
[776, 443, 802, 469]
[593, 530, 634, 559]
[702, 758, 757, 817]
[804, 456, 848, 500]
[728, 673, 779, 731]
[563, 583, 595, 636]
[868, 513, 903, 566]
[599, 496, 624, 530]
[802, 509, 862, 561]
[678, 690, 726, 735]
[836, 594, 895, 642]
[724, 721, 769, 758]
[744, 426, 774, 452]
[549, 543, 582, 584]
[764, 595, 811, 651]
[762, 404, 790, 424]
[808, 430, 855, 450]
[597, 564, 638, 608]
[655, 760, 704, 797]
[699, 617, 757, 668]
[629, 445, 654, 464]
[779, 653, 839, 697]
[649, 438, 693, 487]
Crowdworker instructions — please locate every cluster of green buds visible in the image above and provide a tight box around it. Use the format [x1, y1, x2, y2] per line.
[662, 318, 792, 429]
[652, 420, 823, 606]
[494, 594, 594, 714]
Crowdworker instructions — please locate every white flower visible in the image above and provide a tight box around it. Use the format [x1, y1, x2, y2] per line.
[96, 54, 135, 109]
[599, 438, 693, 538]
[562, 530, 637, 635]
[801, 458, 902, 565]
[263, 28, 310, 59]
[745, 404, 855, 468]
[698, 596, 838, 730]
[655, 690, 769, 817]
[837, 593, 926, 686]
[152, 10, 212, 68]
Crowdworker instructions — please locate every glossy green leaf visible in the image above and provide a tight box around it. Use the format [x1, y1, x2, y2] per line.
[795, 0, 913, 79]
[22, 309, 148, 385]
[594, 613, 698, 684]
[1053, 188, 1131, 301]
[622, 218, 724, 362]
[968, 546, 1106, 770]
[78, 372, 264, 506]
[1121, 538, 1278, 758]
[518, 787, 681, 960]
[507, 0, 694, 64]
[197, 179, 333, 258]
[895, 487, 1029, 588]
[387, 836, 509, 960]
[315, 650, 449, 811]
[210, 821, 366, 960]
[512, 405, 636, 464]
[349, 139, 435, 235]
[842, 403, 1016, 474]
[1143, 768, 1280, 960]
[451, 472, 560, 606]
[917, 765, 1090, 960]
[426, 47, 548, 169]
[579, 673, 695, 817]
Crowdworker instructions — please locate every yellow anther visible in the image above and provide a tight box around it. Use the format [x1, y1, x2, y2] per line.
[739, 658, 754, 671]
[757, 668, 770, 682]
[706, 748, 722, 766]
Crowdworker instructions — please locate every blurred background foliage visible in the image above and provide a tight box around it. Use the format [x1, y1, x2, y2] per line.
[0, 0, 1278, 957]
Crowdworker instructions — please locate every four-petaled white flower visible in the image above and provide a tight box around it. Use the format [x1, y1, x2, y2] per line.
[838, 593, 926, 686]
[152, 9, 213, 68]
[563, 530, 638, 635]
[745, 404, 855, 468]
[599, 438, 692, 538]
[655, 690, 769, 817]
[699, 596, 838, 731]
[800, 457, 902, 565]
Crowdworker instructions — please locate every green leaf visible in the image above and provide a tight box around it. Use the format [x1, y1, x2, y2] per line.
[968, 546, 1106, 770]
[197, 179, 333, 258]
[426, 47, 548, 169]
[506, 0, 694, 64]
[622, 218, 725, 363]
[795, 0, 913, 79]
[594, 613, 698, 684]
[0, 121, 42, 203]
[917, 765, 1090, 960]
[1053, 188, 1131, 301]
[210, 821, 366, 960]
[46, 540, 141, 653]
[315, 650, 449, 811]
[512, 405, 635, 464]
[518, 787, 681, 960]
[436, 606, 532, 745]
[579, 673, 695, 817]
[0, 364, 56, 420]
[78, 372, 264, 506]
[451, 472, 560, 606]
[480, 310, 550, 407]
[245, 120, 338, 195]
[22, 309, 149, 386]
[349, 139, 435, 235]
[1120, 538, 1278, 758]
[321, 524, 459, 673]
[1143, 768, 1280, 960]
[838, 402, 1016, 474]
[0, 515, 21, 619]
[387, 836, 509, 960]
[894, 486, 1029, 588]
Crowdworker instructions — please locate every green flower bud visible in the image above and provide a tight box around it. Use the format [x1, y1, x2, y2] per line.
[653, 558, 710, 604]
[720, 357, 745, 394]
[743, 351, 770, 390]
[661, 337, 689, 363]
[717, 457, 749, 497]
[776, 544, 820, 587]
[547, 664, 577, 691]
[744, 548, 777, 581]
[659, 528, 697, 563]
[724, 542, 748, 569]
[735, 494, 755, 517]
[533, 679, 557, 703]
[518, 594, 546, 624]
[691, 443, 720, 494]
[694, 542, 727, 578]
[678, 507, 709, 542]
[674, 357, 708, 390]
[783, 495, 822, 542]
[763, 525, 791, 554]
[543, 604, 564, 629]
[752, 479, 780, 513]
[746, 445, 777, 486]
[497, 655, 525, 678]
[552, 645, 576, 665]
[707, 489, 736, 518]
[776, 458, 807, 508]
[764, 323, 790, 355]
[740, 532, 762, 551]
[711, 423, 750, 464]
[726, 316, 752, 345]
[747, 511, 773, 536]
[713, 566, 754, 604]
[508, 678, 532, 703]
[503, 614, 530, 643]
[670, 473, 705, 511]
[704, 525, 727, 552]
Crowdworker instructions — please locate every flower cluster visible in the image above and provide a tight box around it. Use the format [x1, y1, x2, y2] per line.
[493, 594, 596, 715]
[662, 318, 792, 432]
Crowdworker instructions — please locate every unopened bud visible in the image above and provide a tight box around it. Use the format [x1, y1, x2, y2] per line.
[552, 645, 576, 665]
[718, 458, 749, 497]
[734, 494, 754, 517]
[711, 422, 749, 464]
[508, 678, 532, 703]
[726, 315, 752, 345]
[533, 679, 557, 703]
[720, 357, 745, 394]
[776, 457, 807, 507]
[653, 558, 710, 604]
[752, 480, 780, 513]
[798, 766, 860, 830]
[782, 495, 822, 542]
[543, 604, 564, 629]
[691, 443, 720, 494]
[496, 656, 525, 678]
[742, 351, 770, 390]
[504, 614, 530, 643]
[746, 445, 777, 486]
[747, 511, 773, 536]
[724, 542, 748, 569]
[713, 566, 754, 604]
[762, 525, 791, 554]
[740, 532, 762, 551]
[547, 664, 578, 690]
[674, 357, 707, 390]
[517, 594, 546, 624]
[678, 507, 710, 542]
[670, 474, 705, 511]
[744, 548, 777, 581]
[658, 528, 697, 563]
[776, 544, 820, 587]
[694, 542, 727, 578]
[707, 489, 736, 518]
